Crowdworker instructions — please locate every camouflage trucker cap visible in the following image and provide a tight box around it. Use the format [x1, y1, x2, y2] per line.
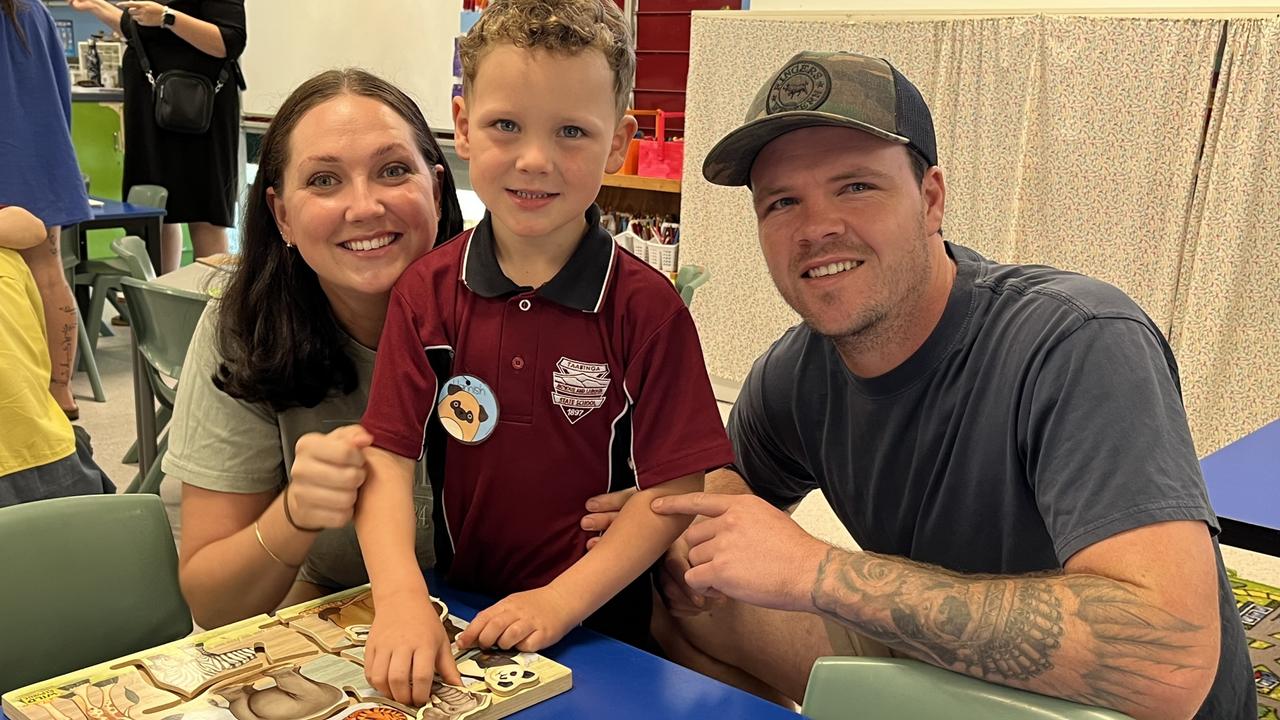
[702, 51, 938, 187]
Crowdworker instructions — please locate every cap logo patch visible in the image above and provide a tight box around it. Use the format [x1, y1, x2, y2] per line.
[766, 61, 831, 114]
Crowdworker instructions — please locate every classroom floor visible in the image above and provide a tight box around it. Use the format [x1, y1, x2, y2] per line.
[73, 310, 1280, 591]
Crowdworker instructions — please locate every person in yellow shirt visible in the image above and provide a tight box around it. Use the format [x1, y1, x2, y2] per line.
[0, 205, 111, 506]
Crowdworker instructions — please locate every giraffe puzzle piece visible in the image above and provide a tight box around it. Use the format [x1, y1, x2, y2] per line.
[10, 667, 183, 720]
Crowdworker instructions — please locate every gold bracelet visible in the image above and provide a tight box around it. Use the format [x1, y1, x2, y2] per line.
[254, 520, 300, 569]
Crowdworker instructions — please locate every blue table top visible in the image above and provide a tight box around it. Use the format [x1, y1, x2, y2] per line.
[1202, 418, 1280, 531]
[0, 581, 799, 720]
[434, 582, 799, 719]
[86, 197, 166, 221]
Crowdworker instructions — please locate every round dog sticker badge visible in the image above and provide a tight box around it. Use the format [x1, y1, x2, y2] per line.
[436, 375, 499, 445]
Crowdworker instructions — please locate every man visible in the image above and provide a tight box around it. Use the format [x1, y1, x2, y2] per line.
[639, 51, 1252, 719]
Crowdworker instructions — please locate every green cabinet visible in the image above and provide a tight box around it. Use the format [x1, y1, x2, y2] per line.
[70, 101, 192, 264]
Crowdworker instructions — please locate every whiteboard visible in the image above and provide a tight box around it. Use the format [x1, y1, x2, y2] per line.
[240, 0, 461, 132]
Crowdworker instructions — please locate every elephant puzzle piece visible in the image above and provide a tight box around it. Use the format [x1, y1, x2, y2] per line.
[2, 586, 572, 720]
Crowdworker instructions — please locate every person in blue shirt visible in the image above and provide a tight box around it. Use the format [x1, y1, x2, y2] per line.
[0, 0, 92, 420]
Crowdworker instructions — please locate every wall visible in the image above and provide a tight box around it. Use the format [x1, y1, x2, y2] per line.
[240, 0, 460, 130]
[46, 4, 111, 58]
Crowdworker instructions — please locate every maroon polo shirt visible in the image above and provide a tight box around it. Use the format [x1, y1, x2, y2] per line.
[363, 205, 733, 599]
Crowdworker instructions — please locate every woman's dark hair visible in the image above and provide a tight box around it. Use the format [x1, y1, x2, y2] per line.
[214, 68, 464, 411]
[3, 0, 31, 53]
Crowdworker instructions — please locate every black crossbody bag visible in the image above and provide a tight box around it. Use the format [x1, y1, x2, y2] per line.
[125, 18, 241, 134]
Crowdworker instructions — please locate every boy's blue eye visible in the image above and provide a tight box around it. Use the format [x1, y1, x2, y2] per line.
[560, 126, 586, 139]
[495, 120, 518, 133]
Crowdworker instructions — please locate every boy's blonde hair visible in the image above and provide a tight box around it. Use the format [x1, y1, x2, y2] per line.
[460, 0, 636, 117]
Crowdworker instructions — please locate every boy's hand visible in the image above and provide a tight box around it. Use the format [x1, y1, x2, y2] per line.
[364, 594, 461, 706]
[455, 586, 578, 653]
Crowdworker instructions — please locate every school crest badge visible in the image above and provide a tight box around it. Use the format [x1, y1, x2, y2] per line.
[551, 357, 610, 424]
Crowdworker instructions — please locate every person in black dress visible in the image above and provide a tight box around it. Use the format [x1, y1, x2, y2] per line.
[69, 0, 245, 272]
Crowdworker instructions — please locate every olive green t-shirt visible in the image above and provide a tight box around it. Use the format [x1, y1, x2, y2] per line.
[164, 303, 435, 588]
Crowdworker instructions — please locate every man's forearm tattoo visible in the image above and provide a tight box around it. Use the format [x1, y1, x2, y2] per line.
[811, 549, 1208, 712]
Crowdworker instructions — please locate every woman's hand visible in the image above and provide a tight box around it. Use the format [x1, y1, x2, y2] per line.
[118, 1, 168, 27]
[287, 425, 374, 531]
[67, 0, 97, 11]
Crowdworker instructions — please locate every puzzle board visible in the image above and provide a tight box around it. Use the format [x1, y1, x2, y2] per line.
[2, 586, 571, 720]
[1232, 570, 1280, 720]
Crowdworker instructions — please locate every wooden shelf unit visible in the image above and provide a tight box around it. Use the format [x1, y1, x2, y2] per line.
[597, 173, 682, 217]
[601, 173, 681, 193]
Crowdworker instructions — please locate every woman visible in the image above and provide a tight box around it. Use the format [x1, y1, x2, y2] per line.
[68, 0, 244, 272]
[0, 0, 93, 419]
[164, 69, 463, 629]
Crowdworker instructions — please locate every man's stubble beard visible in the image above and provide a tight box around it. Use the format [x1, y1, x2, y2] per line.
[821, 213, 934, 365]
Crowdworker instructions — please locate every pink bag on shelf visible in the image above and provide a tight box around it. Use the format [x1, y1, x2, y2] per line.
[637, 110, 685, 180]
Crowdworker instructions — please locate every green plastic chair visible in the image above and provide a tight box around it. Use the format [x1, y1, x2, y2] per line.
[79, 184, 168, 347]
[111, 236, 162, 469]
[118, 276, 209, 494]
[111, 234, 158, 282]
[58, 226, 106, 402]
[802, 657, 1133, 720]
[675, 263, 710, 307]
[0, 494, 192, 695]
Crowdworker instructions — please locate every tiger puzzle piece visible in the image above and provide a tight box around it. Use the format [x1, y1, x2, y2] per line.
[481, 667, 539, 698]
[415, 682, 490, 720]
[330, 703, 414, 720]
[213, 665, 346, 720]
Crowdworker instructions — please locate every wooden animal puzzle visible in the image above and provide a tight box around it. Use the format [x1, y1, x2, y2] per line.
[2, 586, 572, 720]
[1233, 570, 1280, 720]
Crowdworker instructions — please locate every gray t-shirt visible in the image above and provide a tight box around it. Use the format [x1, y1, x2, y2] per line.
[165, 303, 435, 589]
[729, 242, 1252, 718]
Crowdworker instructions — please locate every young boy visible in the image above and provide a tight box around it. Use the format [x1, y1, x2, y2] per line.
[356, 0, 733, 707]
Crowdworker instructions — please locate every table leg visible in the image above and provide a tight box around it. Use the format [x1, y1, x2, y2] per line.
[137, 217, 163, 275]
[130, 332, 158, 480]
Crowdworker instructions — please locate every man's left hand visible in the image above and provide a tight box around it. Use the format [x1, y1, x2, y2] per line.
[119, 1, 167, 27]
[650, 492, 830, 612]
